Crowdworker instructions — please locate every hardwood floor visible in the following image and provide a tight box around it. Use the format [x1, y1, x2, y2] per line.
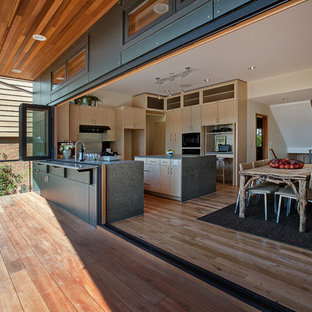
[0, 192, 258, 312]
[114, 183, 312, 312]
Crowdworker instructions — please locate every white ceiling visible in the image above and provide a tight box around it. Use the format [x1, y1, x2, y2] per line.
[94, 1, 312, 102]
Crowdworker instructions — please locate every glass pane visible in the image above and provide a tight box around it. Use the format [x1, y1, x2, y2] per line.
[128, 0, 169, 36]
[52, 64, 66, 87]
[68, 49, 86, 78]
[26, 108, 48, 157]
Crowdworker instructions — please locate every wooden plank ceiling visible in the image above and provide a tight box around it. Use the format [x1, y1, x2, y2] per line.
[0, 0, 119, 81]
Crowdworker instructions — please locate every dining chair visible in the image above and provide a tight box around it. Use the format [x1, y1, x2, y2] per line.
[235, 160, 280, 220]
[275, 171, 312, 223]
[275, 186, 297, 223]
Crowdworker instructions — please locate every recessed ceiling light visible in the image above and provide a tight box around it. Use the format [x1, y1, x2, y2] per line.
[56, 77, 65, 81]
[33, 34, 47, 41]
[204, 78, 211, 82]
[248, 66, 256, 71]
[11, 69, 22, 73]
[153, 3, 169, 14]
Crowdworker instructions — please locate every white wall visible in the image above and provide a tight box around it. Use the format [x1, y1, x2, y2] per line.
[93, 90, 132, 107]
[247, 100, 287, 161]
[270, 101, 312, 154]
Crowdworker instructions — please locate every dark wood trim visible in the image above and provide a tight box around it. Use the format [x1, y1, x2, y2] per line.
[255, 113, 268, 160]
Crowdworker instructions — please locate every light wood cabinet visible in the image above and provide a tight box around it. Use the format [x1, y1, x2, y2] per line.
[55, 103, 79, 142]
[55, 103, 69, 141]
[124, 106, 145, 129]
[69, 103, 79, 141]
[114, 106, 146, 160]
[78, 105, 115, 140]
[137, 157, 181, 197]
[202, 99, 237, 126]
[182, 105, 201, 132]
[144, 158, 160, 192]
[135, 157, 160, 192]
[159, 159, 181, 197]
[133, 94, 165, 110]
[166, 109, 182, 154]
[79, 106, 109, 125]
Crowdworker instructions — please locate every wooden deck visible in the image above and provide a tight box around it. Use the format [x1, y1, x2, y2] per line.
[0, 192, 258, 312]
[114, 184, 312, 312]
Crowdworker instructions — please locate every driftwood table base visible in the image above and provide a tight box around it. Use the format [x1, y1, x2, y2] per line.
[238, 165, 312, 232]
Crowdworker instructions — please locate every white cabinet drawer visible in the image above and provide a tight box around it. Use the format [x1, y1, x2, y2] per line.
[161, 159, 171, 166]
[147, 158, 160, 165]
[135, 157, 146, 164]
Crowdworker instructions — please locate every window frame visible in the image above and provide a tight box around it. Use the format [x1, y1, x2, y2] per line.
[175, 0, 194, 11]
[51, 44, 88, 92]
[124, 0, 174, 43]
[19, 103, 54, 161]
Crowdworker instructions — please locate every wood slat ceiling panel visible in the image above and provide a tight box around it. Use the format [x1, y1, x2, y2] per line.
[0, 0, 118, 81]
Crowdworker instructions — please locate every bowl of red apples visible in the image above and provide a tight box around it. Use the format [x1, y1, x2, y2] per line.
[269, 159, 304, 169]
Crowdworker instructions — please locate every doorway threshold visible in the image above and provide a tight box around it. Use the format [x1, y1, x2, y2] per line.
[101, 224, 294, 312]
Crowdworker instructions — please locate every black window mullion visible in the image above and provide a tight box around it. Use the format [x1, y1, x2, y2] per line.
[19, 103, 54, 161]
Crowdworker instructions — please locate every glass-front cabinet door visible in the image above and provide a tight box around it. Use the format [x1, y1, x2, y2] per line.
[176, 0, 194, 10]
[19, 104, 53, 161]
[125, 0, 171, 41]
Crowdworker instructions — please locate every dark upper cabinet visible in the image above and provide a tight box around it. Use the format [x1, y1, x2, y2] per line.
[89, 4, 123, 82]
[213, 0, 251, 17]
[121, 1, 212, 65]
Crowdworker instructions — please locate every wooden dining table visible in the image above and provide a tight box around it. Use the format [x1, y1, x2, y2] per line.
[239, 164, 312, 232]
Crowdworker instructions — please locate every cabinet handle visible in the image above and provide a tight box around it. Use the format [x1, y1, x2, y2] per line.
[174, 134, 176, 141]
[168, 167, 170, 174]
[144, 170, 150, 172]
[35, 169, 40, 173]
[170, 167, 172, 175]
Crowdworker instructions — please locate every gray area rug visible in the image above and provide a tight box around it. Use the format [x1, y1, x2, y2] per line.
[198, 195, 312, 251]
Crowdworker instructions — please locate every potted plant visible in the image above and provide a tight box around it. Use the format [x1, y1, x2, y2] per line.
[75, 94, 102, 106]
[167, 149, 174, 157]
[59, 142, 74, 159]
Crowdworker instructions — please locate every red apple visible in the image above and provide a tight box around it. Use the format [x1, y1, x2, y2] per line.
[284, 164, 290, 169]
[290, 165, 294, 169]
[279, 164, 285, 169]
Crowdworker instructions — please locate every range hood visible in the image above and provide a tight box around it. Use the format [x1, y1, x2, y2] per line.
[79, 125, 110, 133]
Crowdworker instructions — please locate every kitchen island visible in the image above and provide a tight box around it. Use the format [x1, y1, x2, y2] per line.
[33, 159, 144, 226]
[134, 155, 216, 201]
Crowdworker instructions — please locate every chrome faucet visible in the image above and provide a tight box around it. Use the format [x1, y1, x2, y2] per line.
[75, 141, 86, 161]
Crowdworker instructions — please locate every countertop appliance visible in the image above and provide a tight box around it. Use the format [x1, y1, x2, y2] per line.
[218, 144, 231, 152]
[182, 132, 200, 147]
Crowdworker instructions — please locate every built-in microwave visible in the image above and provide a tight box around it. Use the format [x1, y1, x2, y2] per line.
[182, 132, 200, 148]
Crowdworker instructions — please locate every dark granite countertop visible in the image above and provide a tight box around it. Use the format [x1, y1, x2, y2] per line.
[37, 159, 138, 169]
[37, 160, 98, 170]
